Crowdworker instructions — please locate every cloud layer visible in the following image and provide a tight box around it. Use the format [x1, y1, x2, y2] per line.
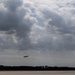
[0, 0, 75, 52]
[0, 0, 75, 66]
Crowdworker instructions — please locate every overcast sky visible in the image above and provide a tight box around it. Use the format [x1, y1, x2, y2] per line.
[0, 0, 75, 66]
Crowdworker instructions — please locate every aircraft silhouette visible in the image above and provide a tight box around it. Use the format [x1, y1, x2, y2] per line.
[23, 55, 29, 58]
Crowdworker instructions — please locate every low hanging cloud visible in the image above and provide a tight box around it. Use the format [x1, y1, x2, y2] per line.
[0, 0, 75, 52]
[0, 0, 35, 50]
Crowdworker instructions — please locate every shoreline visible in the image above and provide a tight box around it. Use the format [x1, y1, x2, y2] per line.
[0, 71, 75, 74]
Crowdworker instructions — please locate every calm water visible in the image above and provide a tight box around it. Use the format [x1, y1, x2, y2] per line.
[0, 71, 75, 75]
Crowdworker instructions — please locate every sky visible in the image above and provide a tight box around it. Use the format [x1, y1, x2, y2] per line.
[0, 0, 75, 66]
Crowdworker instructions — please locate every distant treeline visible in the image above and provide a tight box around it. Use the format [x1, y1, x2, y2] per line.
[0, 65, 75, 71]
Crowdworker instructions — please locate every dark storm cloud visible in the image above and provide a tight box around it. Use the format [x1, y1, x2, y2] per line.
[3, 0, 23, 11]
[0, 0, 35, 50]
[0, 0, 24, 32]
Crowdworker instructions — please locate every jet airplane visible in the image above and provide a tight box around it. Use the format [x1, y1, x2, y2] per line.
[23, 55, 29, 58]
